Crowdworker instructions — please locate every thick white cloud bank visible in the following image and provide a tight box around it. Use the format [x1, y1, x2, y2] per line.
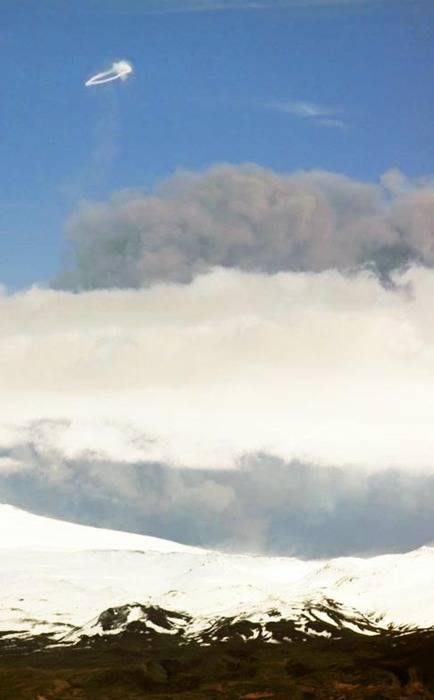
[2, 265, 434, 473]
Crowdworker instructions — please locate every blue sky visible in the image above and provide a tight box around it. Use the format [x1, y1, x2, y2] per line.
[1, 0, 433, 289]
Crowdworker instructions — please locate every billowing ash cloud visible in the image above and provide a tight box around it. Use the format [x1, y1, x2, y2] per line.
[57, 165, 434, 290]
[1, 438, 433, 557]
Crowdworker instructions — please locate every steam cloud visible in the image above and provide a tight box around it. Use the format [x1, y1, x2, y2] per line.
[57, 165, 434, 290]
[85, 60, 133, 87]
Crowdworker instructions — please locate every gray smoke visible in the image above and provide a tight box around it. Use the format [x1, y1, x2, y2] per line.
[57, 165, 434, 290]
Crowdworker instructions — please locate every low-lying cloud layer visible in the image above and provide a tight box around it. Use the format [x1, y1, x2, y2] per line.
[58, 165, 434, 290]
[1, 438, 433, 557]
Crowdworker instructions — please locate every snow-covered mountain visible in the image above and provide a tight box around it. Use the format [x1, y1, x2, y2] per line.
[1, 504, 433, 646]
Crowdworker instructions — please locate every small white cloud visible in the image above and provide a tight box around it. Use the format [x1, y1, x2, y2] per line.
[315, 118, 347, 130]
[267, 99, 346, 128]
[269, 100, 331, 117]
[91, 0, 392, 14]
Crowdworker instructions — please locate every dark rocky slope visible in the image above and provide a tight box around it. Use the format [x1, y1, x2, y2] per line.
[1, 604, 434, 700]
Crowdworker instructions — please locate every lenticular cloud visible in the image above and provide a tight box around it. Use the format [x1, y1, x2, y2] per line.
[85, 60, 133, 87]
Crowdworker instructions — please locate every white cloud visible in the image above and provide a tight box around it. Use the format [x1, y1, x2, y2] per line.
[2, 266, 434, 472]
[84, 0, 389, 15]
[315, 118, 347, 130]
[268, 100, 333, 118]
[268, 101, 346, 128]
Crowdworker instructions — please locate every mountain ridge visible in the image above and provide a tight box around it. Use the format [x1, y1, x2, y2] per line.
[1, 504, 434, 646]
[2, 505, 434, 698]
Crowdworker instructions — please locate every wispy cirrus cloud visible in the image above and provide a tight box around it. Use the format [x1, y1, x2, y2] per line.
[315, 117, 347, 130]
[80, 0, 392, 15]
[269, 100, 331, 117]
[267, 100, 346, 128]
